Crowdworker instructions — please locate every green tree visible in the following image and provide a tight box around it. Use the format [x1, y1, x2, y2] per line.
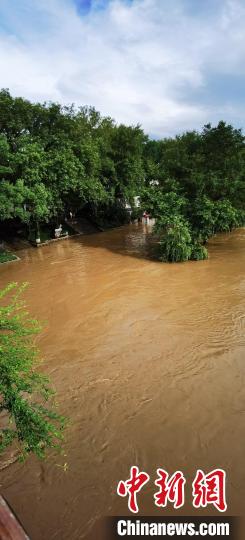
[0, 89, 244, 259]
[157, 217, 193, 263]
[0, 283, 65, 460]
[0, 135, 13, 177]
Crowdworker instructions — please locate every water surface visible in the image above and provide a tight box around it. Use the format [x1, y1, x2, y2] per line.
[0, 224, 244, 539]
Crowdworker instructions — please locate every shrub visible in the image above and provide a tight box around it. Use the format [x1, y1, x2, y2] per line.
[0, 250, 17, 264]
[214, 200, 240, 232]
[190, 242, 208, 260]
[157, 218, 192, 262]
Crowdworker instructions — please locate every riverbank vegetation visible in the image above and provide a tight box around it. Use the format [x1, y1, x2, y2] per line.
[0, 249, 18, 264]
[0, 89, 244, 261]
[0, 283, 65, 460]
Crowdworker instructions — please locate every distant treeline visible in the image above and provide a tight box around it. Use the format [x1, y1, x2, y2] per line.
[0, 89, 244, 260]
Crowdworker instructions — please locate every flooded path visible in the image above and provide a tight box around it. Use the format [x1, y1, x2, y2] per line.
[0, 224, 244, 539]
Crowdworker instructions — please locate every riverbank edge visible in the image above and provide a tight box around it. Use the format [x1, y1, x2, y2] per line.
[0, 251, 20, 265]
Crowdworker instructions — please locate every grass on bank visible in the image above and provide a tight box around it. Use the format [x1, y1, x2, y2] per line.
[0, 250, 18, 264]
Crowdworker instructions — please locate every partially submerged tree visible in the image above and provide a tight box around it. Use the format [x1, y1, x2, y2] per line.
[0, 283, 65, 460]
[157, 217, 193, 263]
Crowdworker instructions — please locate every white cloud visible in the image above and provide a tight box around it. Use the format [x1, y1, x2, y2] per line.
[0, 0, 245, 136]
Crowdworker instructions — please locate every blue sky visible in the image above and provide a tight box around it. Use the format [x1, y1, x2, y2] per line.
[0, 0, 245, 137]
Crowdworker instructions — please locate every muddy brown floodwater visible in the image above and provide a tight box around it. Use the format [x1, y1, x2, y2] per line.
[0, 223, 244, 540]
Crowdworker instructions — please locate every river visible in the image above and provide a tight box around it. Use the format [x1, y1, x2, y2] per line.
[0, 223, 244, 539]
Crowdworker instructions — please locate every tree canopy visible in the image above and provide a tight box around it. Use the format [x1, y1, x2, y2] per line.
[142, 121, 244, 260]
[0, 89, 145, 229]
[0, 89, 244, 261]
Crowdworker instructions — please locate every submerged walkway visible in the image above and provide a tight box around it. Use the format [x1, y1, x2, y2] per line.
[66, 217, 101, 235]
